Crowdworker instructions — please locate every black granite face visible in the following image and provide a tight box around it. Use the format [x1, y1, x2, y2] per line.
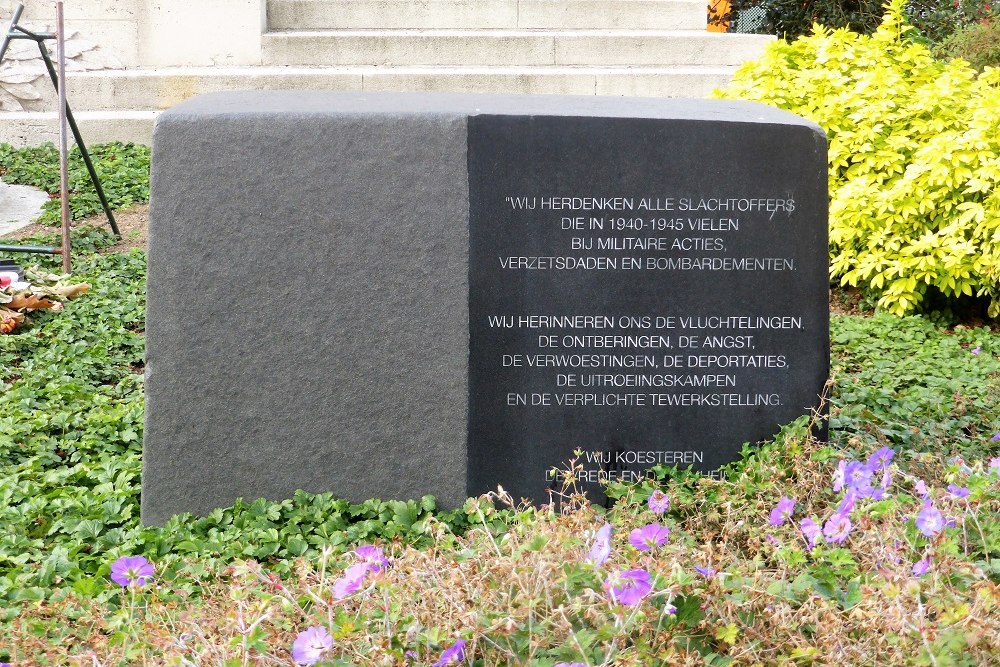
[467, 114, 828, 502]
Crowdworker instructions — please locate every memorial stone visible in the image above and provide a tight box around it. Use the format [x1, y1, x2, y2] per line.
[143, 91, 827, 525]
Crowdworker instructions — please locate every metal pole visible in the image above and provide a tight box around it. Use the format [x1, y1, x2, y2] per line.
[56, 2, 71, 273]
[3, 3, 120, 242]
[36, 45, 122, 238]
[0, 4, 24, 63]
[0, 244, 63, 255]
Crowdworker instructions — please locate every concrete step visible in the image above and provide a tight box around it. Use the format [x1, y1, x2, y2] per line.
[267, 0, 708, 31]
[261, 30, 772, 67]
[0, 61, 747, 146]
[0, 110, 157, 148]
[62, 68, 362, 111]
[53, 65, 741, 111]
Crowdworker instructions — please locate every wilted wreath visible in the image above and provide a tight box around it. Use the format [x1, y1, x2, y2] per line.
[0, 266, 89, 333]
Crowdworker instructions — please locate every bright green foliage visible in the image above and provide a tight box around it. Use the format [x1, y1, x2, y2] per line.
[717, 0, 1000, 316]
[0, 142, 150, 223]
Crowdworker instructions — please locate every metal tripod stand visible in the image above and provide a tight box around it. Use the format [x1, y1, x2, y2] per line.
[0, 2, 121, 264]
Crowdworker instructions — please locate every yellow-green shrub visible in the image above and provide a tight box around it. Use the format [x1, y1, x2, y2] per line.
[716, 0, 1000, 316]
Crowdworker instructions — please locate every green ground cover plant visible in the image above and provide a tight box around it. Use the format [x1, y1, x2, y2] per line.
[0, 228, 998, 664]
[0, 142, 150, 223]
[717, 0, 1000, 317]
[0, 238, 470, 596]
[1, 82, 998, 663]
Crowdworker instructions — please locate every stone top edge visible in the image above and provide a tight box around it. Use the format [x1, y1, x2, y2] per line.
[156, 91, 823, 132]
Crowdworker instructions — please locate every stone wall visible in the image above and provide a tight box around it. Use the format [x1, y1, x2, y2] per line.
[1, 0, 265, 67]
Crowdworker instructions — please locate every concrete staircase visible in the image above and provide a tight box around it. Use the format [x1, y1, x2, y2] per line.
[0, 0, 772, 146]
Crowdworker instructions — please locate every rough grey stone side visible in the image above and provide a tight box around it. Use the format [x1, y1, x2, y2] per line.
[143, 92, 471, 524]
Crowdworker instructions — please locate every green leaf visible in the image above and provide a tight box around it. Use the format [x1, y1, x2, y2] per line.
[71, 577, 101, 598]
[715, 623, 740, 644]
[286, 537, 309, 557]
[839, 578, 864, 610]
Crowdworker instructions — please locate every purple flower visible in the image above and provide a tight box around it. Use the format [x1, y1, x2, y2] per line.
[915, 501, 946, 537]
[694, 565, 716, 577]
[868, 447, 895, 470]
[292, 626, 334, 666]
[665, 601, 678, 615]
[587, 523, 612, 565]
[800, 517, 823, 550]
[432, 640, 466, 666]
[837, 489, 857, 515]
[869, 448, 895, 491]
[355, 545, 389, 572]
[947, 484, 970, 499]
[333, 562, 370, 599]
[833, 460, 848, 492]
[970, 346, 982, 355]
[989, 457, 1000, 475]
[834, 459, 881, 498]
[822, 513, 852, 544]
[914, 479, 929, 497]
[605, 568, 653, 606]
[554, 663, 587, 667]
[844, 461, 876, 496]
[769, 496, 796, 526]
[629, 523, 669, 551]
[648, 489, 670, 514]
[879, 466, 892, 492]
[110, 556, 155, 588]
[991, 432, 1000, 442]
[912, 558, 931, 577]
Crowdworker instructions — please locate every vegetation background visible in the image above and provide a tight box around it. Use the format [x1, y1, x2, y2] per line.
[0, 2, 999, 664]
